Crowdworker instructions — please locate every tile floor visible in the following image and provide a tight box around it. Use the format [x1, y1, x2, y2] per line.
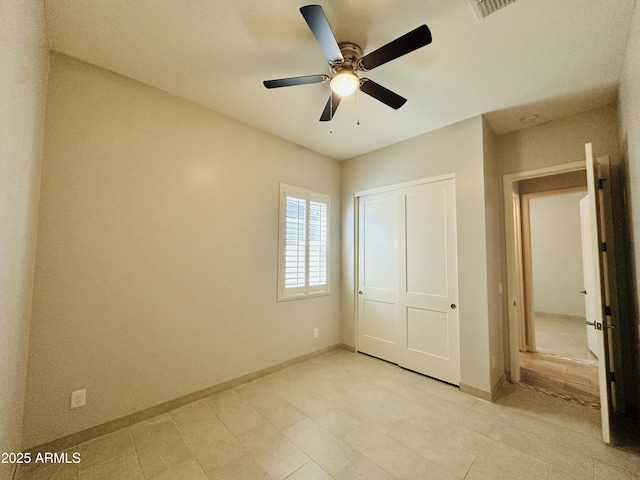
[14, 350, 640, 480]
[534, 312, 595, 361]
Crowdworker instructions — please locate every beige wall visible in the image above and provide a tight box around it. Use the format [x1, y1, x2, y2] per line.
[341, 116, 495, 394]
[482, 119, 504, 389]
[497, 104, 619, 178]
[496, 104, 620, 375]
[529, 192, 587, 317]
[618, 0, 640, 409]
[0, 0, 48, 475]
[22, 54, 341, 448]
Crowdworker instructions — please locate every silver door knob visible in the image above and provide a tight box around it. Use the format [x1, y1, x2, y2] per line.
[358, 291, 363, 295]
[450, 304, 457, 309]
[580, 290, 587, 294]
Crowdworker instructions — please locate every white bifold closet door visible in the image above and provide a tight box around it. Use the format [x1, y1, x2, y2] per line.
[357, 176, 460, 385]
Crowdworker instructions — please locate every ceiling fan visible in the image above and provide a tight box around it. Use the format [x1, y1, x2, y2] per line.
[263, 4, 432, 122]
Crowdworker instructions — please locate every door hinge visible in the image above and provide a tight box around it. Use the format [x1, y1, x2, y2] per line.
[601, 242, 607, 252]
[604, 305, 611, 316]
[598, 178, 605, 190]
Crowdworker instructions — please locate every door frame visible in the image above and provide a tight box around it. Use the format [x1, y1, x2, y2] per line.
[354, 173, 455, 355]
[503, 162, 585, 382]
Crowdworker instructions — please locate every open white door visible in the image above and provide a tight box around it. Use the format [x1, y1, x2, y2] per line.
[585, 143, 612, 443]
[579, 196, 598, 358]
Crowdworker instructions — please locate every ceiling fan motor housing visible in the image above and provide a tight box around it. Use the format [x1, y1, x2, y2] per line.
[331, 42, 363, 75]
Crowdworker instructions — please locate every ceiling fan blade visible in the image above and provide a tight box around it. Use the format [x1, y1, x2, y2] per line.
[359, 79, 407, 110]
[263, 74, 329, 89]
[358, 24, 432, 72]
[319, 91, 342, 121]
[300, 5, 344, 63]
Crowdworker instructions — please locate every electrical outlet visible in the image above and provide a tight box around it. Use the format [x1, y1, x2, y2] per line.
[70, 389, 86, 409]
[313, 328, 319, 338]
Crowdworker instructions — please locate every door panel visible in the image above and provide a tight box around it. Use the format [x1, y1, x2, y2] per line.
[406, 307, 450, 359]
[357, 191, 397, 362]
[397, 179, 460, 385]
[405, 188, 449, 296]
[579, 196, 598, 357]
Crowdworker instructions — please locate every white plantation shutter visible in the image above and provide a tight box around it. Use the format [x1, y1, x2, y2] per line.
[308, 197, 327, 289]
[285, 196, 306, 289]
[279, 184, 330, 300]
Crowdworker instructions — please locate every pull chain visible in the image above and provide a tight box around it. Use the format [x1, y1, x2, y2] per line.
[356, 86, 360, 126]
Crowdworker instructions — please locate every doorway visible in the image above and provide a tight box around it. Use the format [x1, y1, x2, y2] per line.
[517, 181, 600, 406]
[505, 149, 632, 444]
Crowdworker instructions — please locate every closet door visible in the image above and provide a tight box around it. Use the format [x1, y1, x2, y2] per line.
[356, 176, 460, 385]
[397, 178, 460, 385]
[357, 191, 398, 362]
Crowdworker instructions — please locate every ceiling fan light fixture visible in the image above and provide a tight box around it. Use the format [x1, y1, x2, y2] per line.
[330, 71, 359, 96]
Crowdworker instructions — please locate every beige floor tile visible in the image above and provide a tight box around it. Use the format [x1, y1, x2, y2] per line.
[555, 426, 640, 475]
[549, 465, 595, 480]
[208, 454, 270, 480]
[170, 398, 246, 474]
[454, 408, 495, 436]
[20, 462, 79, 480]
[594, 459, 640, 479]
[471, 397, 557, 440]
[147, 458, 207, 480]
[246, 392, 308, 430]
[205, 390, 267, 435]
[488, 420, 595, 478]
[414, 461, 463, 480]
[78, 451, 143, 480]
[129, 414, 193, 478]
[535, 313, 594, 360]
[463, 456, 516, 480]
[79, 429, 135, 471]
[335, 454, 399, 480]
[237, 422, 280, 447]
[238, 423, 309, 479]
[446, 425, 551, 480]
[184, 434, 245, 476]
[297, 401, 362, 439]
[286, 461, 333, 480]
[170, 400, 235, 443]
[344, 425, 428, 479]
[384, 418, 474, 479]
[283, 417, 357, 475]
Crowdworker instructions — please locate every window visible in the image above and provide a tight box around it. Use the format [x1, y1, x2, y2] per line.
[278, 184, 329, 300]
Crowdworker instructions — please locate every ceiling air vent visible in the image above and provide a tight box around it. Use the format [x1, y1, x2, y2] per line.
[468, 0, 516, 20]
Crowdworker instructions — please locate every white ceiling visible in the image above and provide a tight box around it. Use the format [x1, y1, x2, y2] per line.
[44, 0, 636, 160]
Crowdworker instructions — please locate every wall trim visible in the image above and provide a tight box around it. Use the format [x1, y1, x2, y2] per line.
[24, 344, 347, 455]
[459, 383, 493, 402]
[491, 374, 507, 401]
